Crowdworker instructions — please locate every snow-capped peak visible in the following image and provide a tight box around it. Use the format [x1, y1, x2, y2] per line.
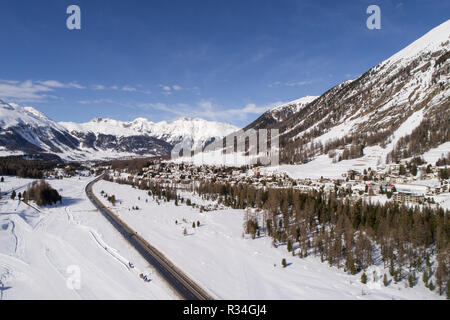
[271, 95, 319, 112]
[23, 106, 50, 120]
[383, 19, 450, 66]
[59, 116, 239, 151]
[0, 100, 57, 129]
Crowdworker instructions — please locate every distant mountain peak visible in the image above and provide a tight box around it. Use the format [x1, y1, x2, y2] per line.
[384, 19, 450, 66]
[270, 95, 319, 112]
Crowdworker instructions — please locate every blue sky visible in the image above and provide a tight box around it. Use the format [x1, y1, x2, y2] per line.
[0, 0, 448, 127]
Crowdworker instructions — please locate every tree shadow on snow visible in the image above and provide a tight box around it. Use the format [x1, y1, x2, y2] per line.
[60, 197, 84, 206]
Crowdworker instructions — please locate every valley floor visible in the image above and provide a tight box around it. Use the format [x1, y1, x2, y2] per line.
[0, 176, 176, 300]
[92, 179, 443, 300]
[0, 175, 445, 299]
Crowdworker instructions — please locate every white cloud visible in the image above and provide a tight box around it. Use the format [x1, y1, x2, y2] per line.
[68, 82, 85, 89]
[78, 98, 115, 105]
[159, 84, 183, 94]
[139, 99, 281, 123]
[93, 84, 106, 90]
[38, 80, 66, 88]
[77, 99, 134, 109]
[268, 80, 316, 88]
[267, 81, 281, 88]
[38, 80, 85, 89]
[0, 80, 53, 101]
[92, 84, 150, 94]
[122, 86, 137, 92]
[284, 80, 313, 87]
[0, 79, 88, 102]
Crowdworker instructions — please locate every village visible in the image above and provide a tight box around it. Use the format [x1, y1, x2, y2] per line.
[131, 158, 450, 208]
[26, 153, 449, 210]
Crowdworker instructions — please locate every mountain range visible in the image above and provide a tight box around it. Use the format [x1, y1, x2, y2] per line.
[0, 19, 449, 164]
[199, 19, 449, 166]
[0, 101, 239, 160]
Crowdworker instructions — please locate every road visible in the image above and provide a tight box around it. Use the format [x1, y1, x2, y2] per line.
[85, 175, 213, 300]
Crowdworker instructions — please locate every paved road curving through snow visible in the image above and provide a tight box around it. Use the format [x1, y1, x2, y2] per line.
[85, 175, 213, 300]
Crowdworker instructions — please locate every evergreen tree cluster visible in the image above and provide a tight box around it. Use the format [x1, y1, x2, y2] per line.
[0, 156, 58, 178]
[193, 180, 449, 293]
[103, 171, 449, 295]
[25, 180, 62, 206]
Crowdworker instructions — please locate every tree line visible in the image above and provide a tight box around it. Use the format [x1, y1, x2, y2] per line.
[193, 179, 449, 296]
[103, 172, 449, 296]
[0, 156, 58, 178]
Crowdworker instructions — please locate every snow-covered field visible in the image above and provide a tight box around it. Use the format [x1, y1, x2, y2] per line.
[92, 180, 443, 300]
[0, 176, 176, 300]
[422, 142, 450, 165]
[262, 150, 381, 180]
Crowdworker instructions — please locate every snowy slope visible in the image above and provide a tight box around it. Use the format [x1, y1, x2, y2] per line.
[243, 95, 319, 131]
[0, 99, 238, 160]
[270, 95, 319, 113]
[0, 100, 80, 156]
[92, 180, 444, 300]
[187, 20, 450, 168]
[60, 117, 239, 152]
[0, 176, 176, 299]
[384, 19, 450, 66]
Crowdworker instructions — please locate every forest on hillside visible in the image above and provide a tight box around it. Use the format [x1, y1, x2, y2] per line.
[104, 173, 450, 297]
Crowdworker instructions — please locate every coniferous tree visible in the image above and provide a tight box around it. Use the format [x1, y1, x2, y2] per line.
[435, 253, 447, 295]
[423, 269, 429, 286]
[361, 272, 367, 284]
[408, 273, 416, 288]
[287, 239, 292, 252]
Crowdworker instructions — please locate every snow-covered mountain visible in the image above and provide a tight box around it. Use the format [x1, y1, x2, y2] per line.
[0, 100, 239, 160]
[0, 100, 80, 156]
[2, 20, 448, 164]
[59, 117, 239, 155]
[248, 19, 450, 165]
[179, 20, 449, 167]
[244, 95, 318, 131]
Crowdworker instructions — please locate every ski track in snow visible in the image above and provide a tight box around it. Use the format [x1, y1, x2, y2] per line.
[0, 176, 175, 300]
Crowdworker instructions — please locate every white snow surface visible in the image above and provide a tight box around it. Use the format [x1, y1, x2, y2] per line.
[421, 142, 450, 165]
[0, 176, 176, 300]
[90, 180, 443, 300]
[270, 95, 319, 112]
[60, 117, 239, 151]
[0, 101, 58, 130]
[383, 19, 450, 66]
[0, 99, 239, 160]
